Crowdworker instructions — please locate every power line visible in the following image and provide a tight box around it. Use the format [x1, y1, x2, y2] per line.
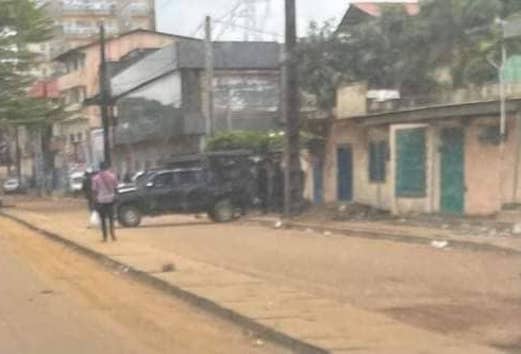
[192, 0, 276, 41]
[213, 20, 282, 39]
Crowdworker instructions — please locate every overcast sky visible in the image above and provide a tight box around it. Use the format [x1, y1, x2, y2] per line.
[156, 0, 350, 41]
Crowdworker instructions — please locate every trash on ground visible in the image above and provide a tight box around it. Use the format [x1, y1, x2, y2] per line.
[162, 263, 176, 272]
[512, 223, 521, 235]
[254, 339, 264, 347]
[274, 220, 283, 229]
[430, 240, 449, 249]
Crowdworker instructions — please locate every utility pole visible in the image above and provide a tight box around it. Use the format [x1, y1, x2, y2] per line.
[149, 0, 157, 31]
[283, 0, 301, 216]
[204, 16, 214, 138]
[499, 21, 507, 149]
[99, 23, 112, 167]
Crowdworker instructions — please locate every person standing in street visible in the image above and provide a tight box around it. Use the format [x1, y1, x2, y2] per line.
[92, 162, 118, 242]
[82, 168, 94, 211]
[82, 168, 97, 228]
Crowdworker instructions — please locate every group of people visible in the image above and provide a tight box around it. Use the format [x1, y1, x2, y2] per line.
[82, 162, 119, 242]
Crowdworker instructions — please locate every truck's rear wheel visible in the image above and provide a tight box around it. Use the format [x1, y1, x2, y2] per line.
[209, 199, 234, 223]
[118, 205, 142, 227]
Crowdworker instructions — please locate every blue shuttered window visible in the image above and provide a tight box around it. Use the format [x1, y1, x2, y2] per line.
[369, 141, 387, 183]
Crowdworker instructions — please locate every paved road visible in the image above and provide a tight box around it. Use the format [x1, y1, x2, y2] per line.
[0, 215, 289, 354]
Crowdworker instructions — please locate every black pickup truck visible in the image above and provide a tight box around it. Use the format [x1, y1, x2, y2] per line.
[116, 152, 255, 227]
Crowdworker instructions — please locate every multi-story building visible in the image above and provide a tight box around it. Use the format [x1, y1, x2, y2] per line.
[27, 1, 155, 83]
[53, 29, 187, 177]
[41, 0, 156, 60]
[108, 40, 282, 177]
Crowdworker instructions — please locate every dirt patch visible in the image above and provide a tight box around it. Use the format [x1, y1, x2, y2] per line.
[295, 202, 516, 238]
[491, 339, 521, 354]
[0, 217, 290, 354]
[383, 302, 521, 349]
[383, 304, 494, 334]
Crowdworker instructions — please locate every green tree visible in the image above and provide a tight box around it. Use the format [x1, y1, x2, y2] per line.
[296, 21, 351, 109]
[0, 0, 58, 184]
[297, 6, 436, 109]
[298, 0, 521, 109]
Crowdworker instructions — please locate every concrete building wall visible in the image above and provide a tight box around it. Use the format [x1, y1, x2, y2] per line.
[57, 32, 176, 128]
[355, 126, 393, 210]
[324, 114, 521, 216]
[201, 70, 281, 132]
[463, 118, 502, 215]
[323, 121, 392, 210]
[336, 82, 367, 118]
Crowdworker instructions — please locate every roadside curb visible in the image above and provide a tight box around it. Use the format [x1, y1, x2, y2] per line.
[248, 218, 521, 256]
[0, 211, 328, 354]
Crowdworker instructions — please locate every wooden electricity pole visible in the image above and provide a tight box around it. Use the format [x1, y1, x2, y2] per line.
[284, 0, 301, 216]
[99, 23, 112, 166]
[204, 15, 215, 137]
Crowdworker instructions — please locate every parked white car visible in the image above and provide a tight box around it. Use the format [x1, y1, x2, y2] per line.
[69, 171, 85, 194]
[3, 177, 25, 194]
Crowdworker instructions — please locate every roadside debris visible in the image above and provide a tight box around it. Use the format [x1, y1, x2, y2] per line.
[254, 339, 265, 347]
[431, 240, 449, 249]
[512, 223, 521, 235]
[274, 220, 283, 229]
[323, 231, 332, 236]
[162, 263, 176, 272]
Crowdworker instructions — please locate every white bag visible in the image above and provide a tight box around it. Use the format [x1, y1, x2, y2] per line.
[90, 211, 100, 227]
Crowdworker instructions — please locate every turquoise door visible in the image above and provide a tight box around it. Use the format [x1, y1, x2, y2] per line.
[337, 146, 353, 201]
[440, 127, 465, 214]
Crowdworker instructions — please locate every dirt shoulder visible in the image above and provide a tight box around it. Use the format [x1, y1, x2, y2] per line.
[0, 217, 290, 354]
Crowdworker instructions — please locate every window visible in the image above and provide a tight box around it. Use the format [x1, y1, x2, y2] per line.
[369, 141, 387, 183]
[153, 173, 174, 188]
[396, 128, 426, 197]
[175, 170, 202, 185]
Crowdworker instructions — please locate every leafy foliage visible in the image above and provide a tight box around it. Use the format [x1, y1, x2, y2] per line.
[297, 0, 521, 108]
[206, 131, 317, 153]
[206, 131, 285, 153]
[0, 0, 55, 125]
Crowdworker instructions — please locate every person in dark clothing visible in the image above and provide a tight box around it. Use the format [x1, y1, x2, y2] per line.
[82, 168, 94, 212]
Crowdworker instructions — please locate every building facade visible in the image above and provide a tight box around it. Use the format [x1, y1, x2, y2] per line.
[313, 83, 521, 216]
[108, 40, 282, 178]
[53, 29, 181, 175]
[40, 0, 156, 59]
